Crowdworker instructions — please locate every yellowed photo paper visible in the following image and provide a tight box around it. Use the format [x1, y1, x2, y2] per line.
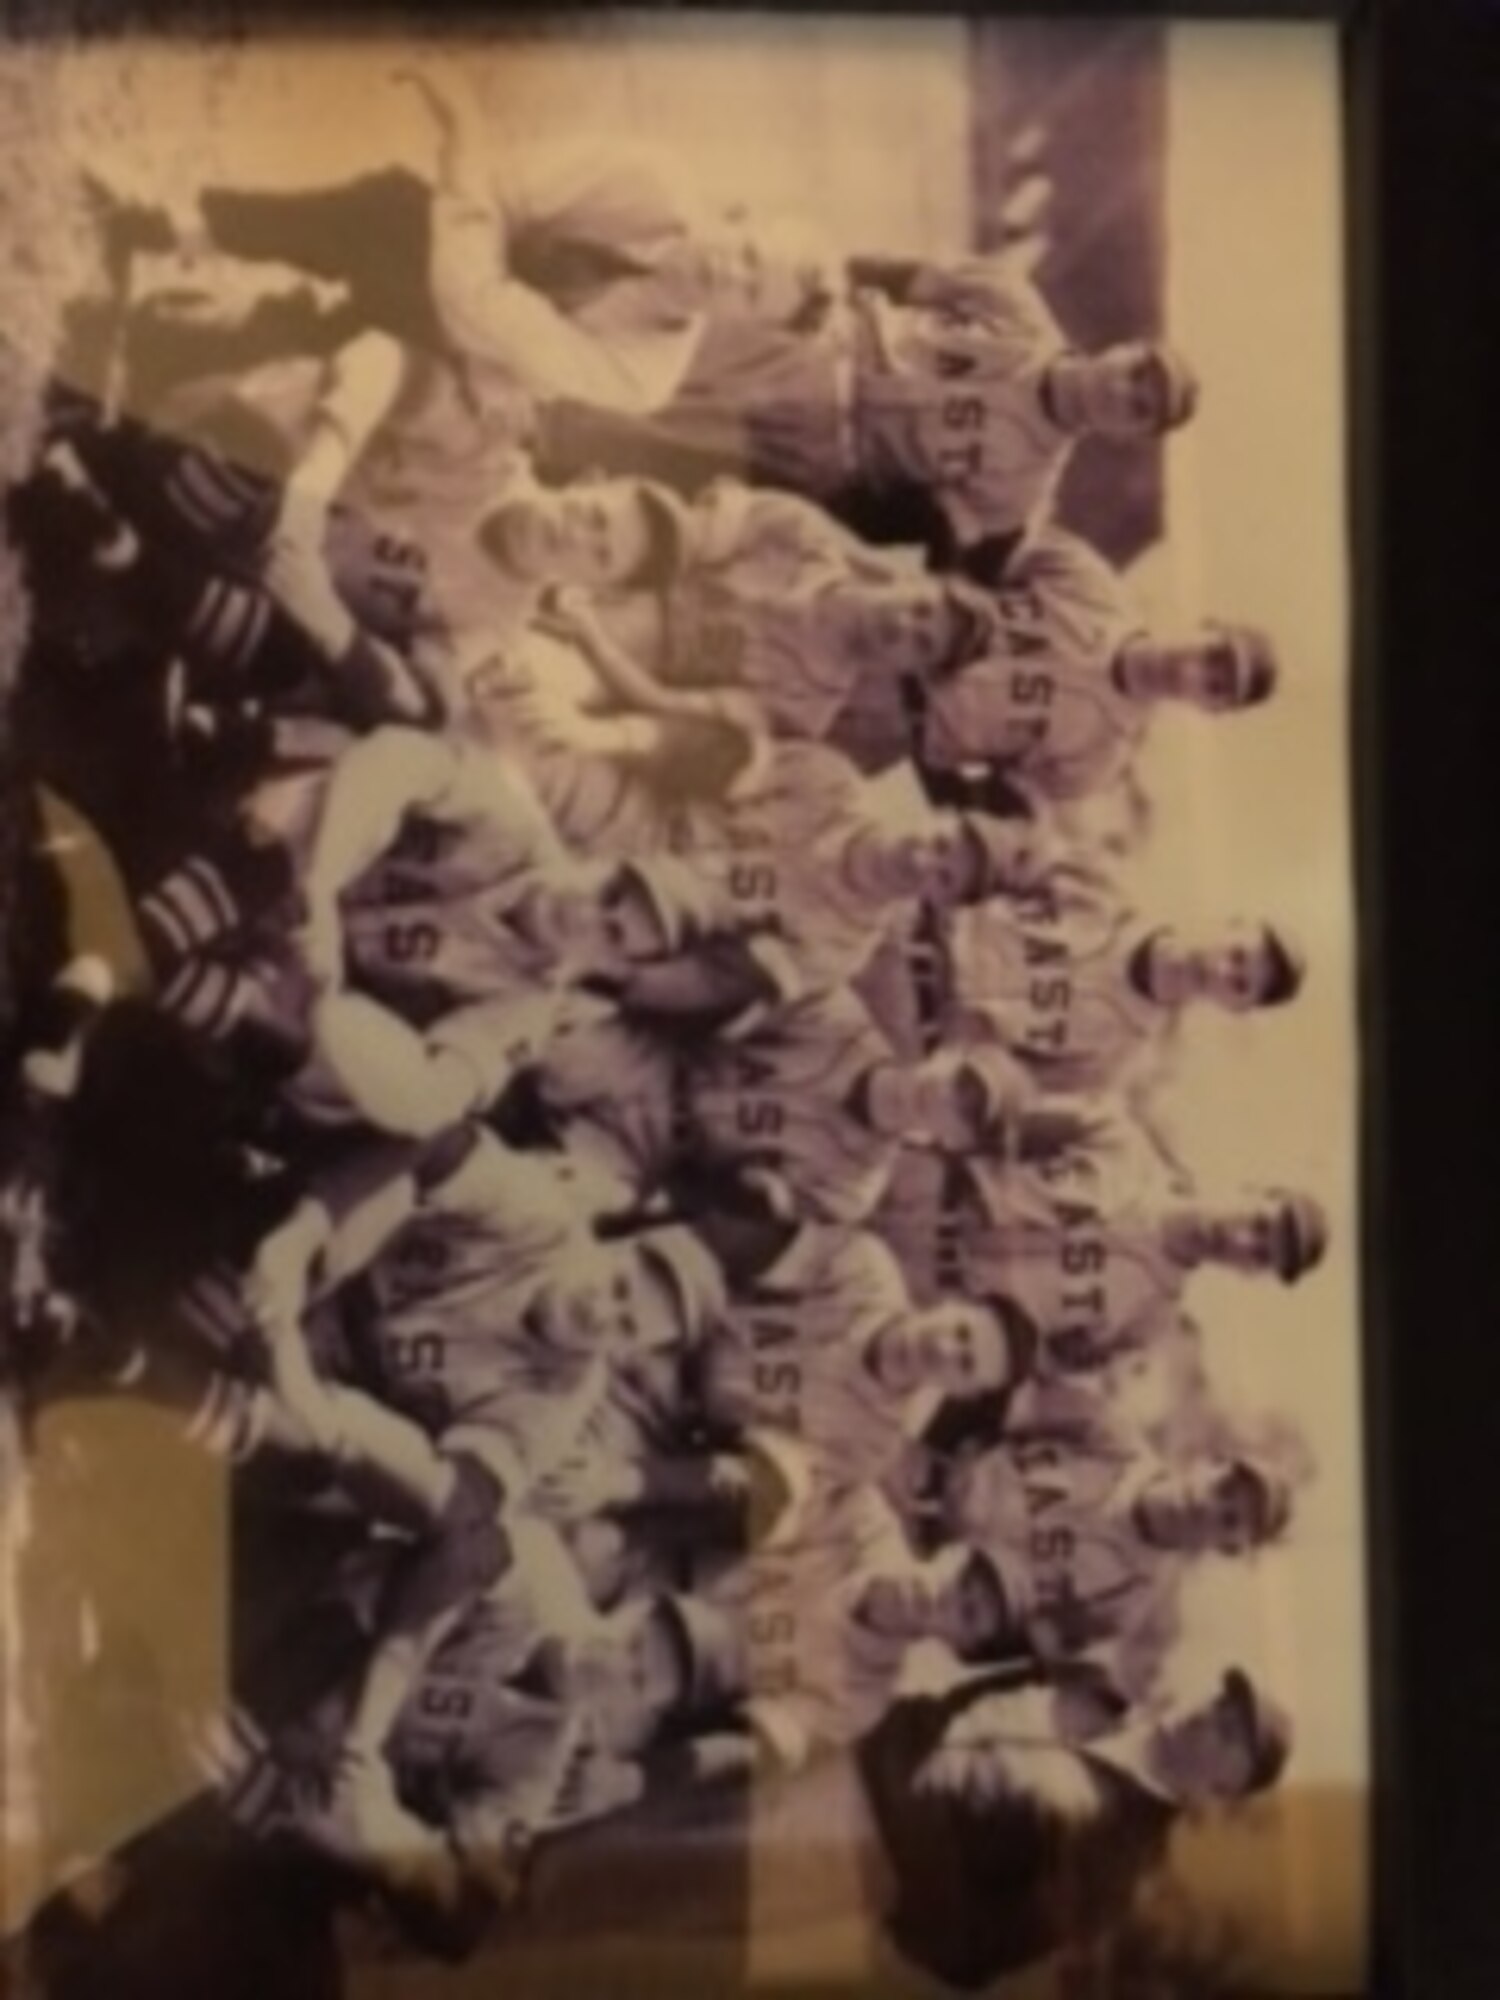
[0, 13, 1363, 1997]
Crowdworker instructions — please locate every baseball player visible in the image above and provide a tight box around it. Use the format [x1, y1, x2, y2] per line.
[536, 473, 973, 749]
[104, 66, 833, 416]
[855, 862, 1304, 1096]
[218, 1506, 740, 1957]
[541, 255, 1197, 568]
[702, 1482, 1023, 1776]
[873, 1144, 1328, 1349]
[908, 1380, 1296, 1701]
[821, 528, 1280, 800]
[138, 729, 798, 1125]
[499, 985, 1052, 1228]
[541, 1220, 1035, 1588]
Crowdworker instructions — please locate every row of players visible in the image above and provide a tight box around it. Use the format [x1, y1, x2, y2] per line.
[7, 84, 1328, 1987]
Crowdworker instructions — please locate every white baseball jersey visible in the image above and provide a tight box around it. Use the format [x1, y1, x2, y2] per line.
[533, 985, 903, 1225]
[592, 1226, 919, 1497]
[818, 531, 1142, 794]
[315, 1134, 614, 1485]
[918, 534, 1145, 799]
[386, 1518, 612, 1842]
[212, 350, 540, 650]
[706, 1483, 920, 1770]
[646, 745, 920, 997]
[847, 266, 1070, 547]
[950, 879, 1168, 1093]
[952, 1388, 1182, 1689]
[644, 481, 899, 742]
[850, 906, 955, 1062]
[870, 1147, 1186, 1368]
[337, 752, 568, 1014]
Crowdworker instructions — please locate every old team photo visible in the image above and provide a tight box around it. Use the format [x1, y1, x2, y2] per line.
[0, 14, 1363, 1999]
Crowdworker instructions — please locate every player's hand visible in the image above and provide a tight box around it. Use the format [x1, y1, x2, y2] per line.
[293, 897, 345, 994]
[554, 1736, 645, 1827]
[301, 1741, 418, 1866]
[244, 1207, 324, 1347]
[264, 494, 354, 660]
[537, 581, 599, 644]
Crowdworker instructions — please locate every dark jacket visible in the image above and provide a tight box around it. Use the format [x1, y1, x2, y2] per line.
[856, 1676, 1174, 1990]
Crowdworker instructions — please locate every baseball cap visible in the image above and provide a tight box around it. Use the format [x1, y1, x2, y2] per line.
[954, 814, 1037, 905]
[1214, 622, 1279, 707]
[1262, 1187, 1330, 1283]
[1222, 1455, 1294, 1543]
[657, 1592, 744, 1717]
[637, 1226, 728, 1345]
[1143, 340, 1201, 430]
[1221, 1668, 1293, 1795]
[611, 857, 730, 958]
[1257, 923, 1306, 1007]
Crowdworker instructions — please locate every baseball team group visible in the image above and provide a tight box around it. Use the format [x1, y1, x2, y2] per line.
[4, 58, 1332, 1995]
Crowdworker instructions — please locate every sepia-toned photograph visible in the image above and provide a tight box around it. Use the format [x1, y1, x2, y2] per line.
[0, 11, 1363, 1998]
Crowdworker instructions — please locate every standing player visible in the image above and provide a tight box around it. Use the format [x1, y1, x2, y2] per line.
[873, 1155, 1328, 1350]
[485, 987, 1047, 1228]
[824, 528, 1280, 804]
[540, 255, 1198, 570]
[539, 1218, 1034, 1590]
[855, 861, 1304, 1101]
[888, 1375, 1297, 1701]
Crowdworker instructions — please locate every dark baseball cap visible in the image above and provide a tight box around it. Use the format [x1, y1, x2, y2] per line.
[1222, 1668, 1293, 1794]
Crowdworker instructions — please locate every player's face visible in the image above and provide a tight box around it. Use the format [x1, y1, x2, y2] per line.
[906, 1053, 996, 1152]
[862, 1547, 1006, 1652]
[1135, 922, 1279, 1012]
[1152, 1684, 1259, 1804]
[698, 214, 828, 324]
[882, 823, 979, 906]
[1117, 629, 1254, 710]
[518, 870, 669, 973]
[1062, 342, 1176, 439]
[530, 1249, 682, 1355]
[485, 482, 654, 588]
[873, 1306, 1006, 1399]
[1196, 1201, 1286, 1274]
[833, 578, 963, 679]
[1135, 1464, 1262, 1556]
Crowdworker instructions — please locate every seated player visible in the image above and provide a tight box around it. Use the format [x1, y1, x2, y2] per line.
[135, 728, 799, 1124]
[534, 1218, 1035, 1599]
[537, 248, 1198, 573]
[874, 1161, 1329, 1356]
[857, 874, 1304, 1191]
[828, 530, 1280, 805]
[704, 1485, 1023, 1777]
[419, 986, 1076, 1225]
[98, 64, 833, 416]
[889, 1375, 1298, 1703]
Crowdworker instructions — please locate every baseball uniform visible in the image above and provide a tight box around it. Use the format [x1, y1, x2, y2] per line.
[591, 479, 920, 746]
[826, 529, 1145, 795]
[582, 1224, 924, 1525]
[529, 983, 905, 1225]
[302, 1132, 627, 1492]
[943, 1385, 1183, 1694]
[870, 1143, 1186, 1370]
[705, 1483, 938, 1773]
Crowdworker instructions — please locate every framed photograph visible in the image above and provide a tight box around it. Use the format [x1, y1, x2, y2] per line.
[0, 3, 1403, 1996]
